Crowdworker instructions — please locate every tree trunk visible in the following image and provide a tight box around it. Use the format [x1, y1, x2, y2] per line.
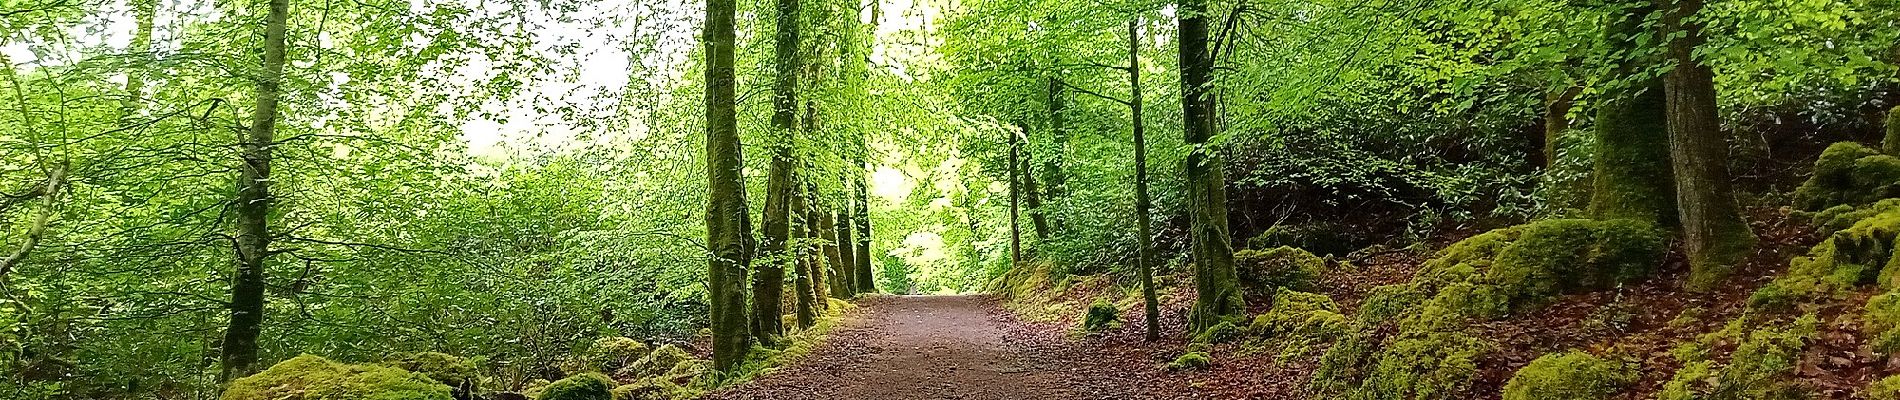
[0, 166, 62, 279]
[819, 205, 850, 298]
[1043, 77, 1068, 232]
[704, 0, 754, 370]
[220, 0, 289, 382]
[1542, 85, 1581, 169]
[1021, 150, 1051, 244]
[1590, 2, 1677, 226]
[1661, 0, 1754, 290]
[1129, 18, 1160, 342]
[1883, 106, 1899, 155]
[853, 168, 874, 293]
[751, 0, 799, 344]
[803, 189, 831, 307]
[1008, 129, 1023, 264]
[835, 197, 859, 297]
[792, 177, 818, 328]
[1178, 0, 1245, 332]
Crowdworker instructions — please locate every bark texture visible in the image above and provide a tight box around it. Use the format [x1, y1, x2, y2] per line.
[704, 0, 755, 370]
[751, 0, 801, 344]
[220, 0, 289, 382]
[1129, 18, 1160, 342]
[1177, 0, 1245, 332]
[1590, 2, 1677, 226]
[1661, 0, 1754, 290]
[792, 178, 818, 328]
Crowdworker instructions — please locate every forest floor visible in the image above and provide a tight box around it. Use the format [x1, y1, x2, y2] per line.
[702, 294, 1296, 400]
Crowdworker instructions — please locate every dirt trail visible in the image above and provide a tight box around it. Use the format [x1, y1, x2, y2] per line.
[704, 295, 1083, 400]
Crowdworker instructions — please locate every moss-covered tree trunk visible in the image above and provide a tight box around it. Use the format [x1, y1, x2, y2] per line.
[220, 0, 288, 381]
[835, 200, 859, 297]
[852, 173, 875, 293]
[750, 0, 800, 346]
[819, 205, 851, 299]
[1129, 18, 1161, 342]
[1884, 106, 1899, 155]
[791, 177, 818, 328]
[1177, 0, 1245, 332]
[1543, 85, 1581, 169]
[1043, 77, 1069, 232]
[1590, 2, 1676, 226]
[802, 187, 831, 307]
[1021, 149, 1050, 244]
[703, 0, 754, 370]
[1660, 0, 1754, 290]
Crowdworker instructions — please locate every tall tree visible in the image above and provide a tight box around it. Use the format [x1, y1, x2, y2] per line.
[1128, 18, 1160, 342]
[1589, 1, 1676, 226]
[1008, 127, 1023, 264]
[792, 175, 819, 328]
[1542, 86, 1581, 169]
[220, 0, 290, 381]
[752, 0, 802, 347]
[1660, 0, 1753, 289]
[853, 165, 875, 293]
[1021, 149, 1050, 243]
[1177, 0, 1244, 332]
[703, 0, 754, 370]
[835, 198, 859, 296]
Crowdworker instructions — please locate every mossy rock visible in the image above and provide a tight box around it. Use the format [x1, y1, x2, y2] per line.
[385, 352, 480, 399]
[1751, 206, 1900, 306]
[222, 354, 452, 400]
[1081, 298, 1120, 333]
[568, 337, 650, 375]
[1868, 292, 1900, 353]
[1794, 142, 1900, 212]
[1165, 352, 1211, 371]
[1192, 321, 1242, 344]
[616, 345, 692, 379]
[537, 373, 615, 400]
[1871, 375, 1900, 400]
[1247, 222, 1364, 256]
[1358, 330, 1488, 400]
[1249, 288, 1340, 338]
[1500, 351, 1634, 400]
[1415, 219, 1663, 320]
[1356, 283, 1428, 325]
[1659, 315, 1817, 400]
[1233, 246, 1326, 293]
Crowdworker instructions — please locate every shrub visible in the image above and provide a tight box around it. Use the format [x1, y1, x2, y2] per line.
[384, 352, 479, 399]
[1165, 352, 1211, 371]
[617, 345, 692, 379]
[1500, 351, 1634, 400]
[1081, 298, 1120, 333]
[1793, 142, 1900, 212]
[1233, 246, 1326, 293]
[222, 355, 451, 400]
[538, 373, 615, 400]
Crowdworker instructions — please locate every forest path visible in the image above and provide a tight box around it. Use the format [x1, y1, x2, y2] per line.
[702, 295, 1088, 400]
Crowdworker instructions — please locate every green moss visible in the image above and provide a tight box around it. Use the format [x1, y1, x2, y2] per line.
[617, 345, 690, 379]
[1794, 142, 1900, 211]
[1866, 292, 1900, 353]
[1249, 288, 1339, 338]
[1356, 283, 1427, 325]
[1358, 330, 1488, 400]
[568, 337, 649, 375]
[1165, 352, 1212, 371]
[1659, 315, 1817, 400]
[1192, 320, 1242, 344]
[1752, 207, 1900, 306]
[1500, 351, 1634, 400]
[1081, 298, 1120, 332]
[222, 355, 452, 400]
[1870, 375, 1900, 400]
[538, 373, 615, 400]
[1589, 75, 1677, 226]
[1886, 106, 1900, 156]
[611, 378, 691, 400]
[1233, 246, 1326, 293]
[384, 352, 479, 397]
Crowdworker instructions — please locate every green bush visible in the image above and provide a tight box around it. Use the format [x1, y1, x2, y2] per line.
[1081, 298, 1120, 332]
[384, 352, 479, 398]
[222, 355, 452, 400]
[1233, 246, 1326, 293]
[1500, 351, 1634, 400]
[538, 373, 615, 400]
[1793, 142, 1900, 211]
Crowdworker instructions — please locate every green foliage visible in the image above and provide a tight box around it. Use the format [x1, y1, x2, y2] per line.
[1793, 142, 1900, 211]
[1233, 246, 1327, 293]
[537, 373, 615, 400]
[1165, 352, 1212, 371]
[1500, 351, 1634, 400]
[222, 355, 451, 400]
[1081, 298, 1121, 333]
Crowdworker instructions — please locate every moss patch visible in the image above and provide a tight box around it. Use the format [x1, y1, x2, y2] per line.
[1165, 352, 1212, 371]
[1871, 375, 1900, 400]
[568, 337, 650, 375]
[1659, 314, 1818, 400]
[1884, 105, 1900, 156]
[1500, 351, 1634, 400]
[1081, 298, 1120, 333]
[1192, 320, 1242, 344]
[1233, 246, 1326, 293]
[1247, 222, 1365, 256]
[538, 373, 614, 400]
[384, 352, 479, 398]
[222, 355, 451, 400]
[618, 345, 690, 380]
